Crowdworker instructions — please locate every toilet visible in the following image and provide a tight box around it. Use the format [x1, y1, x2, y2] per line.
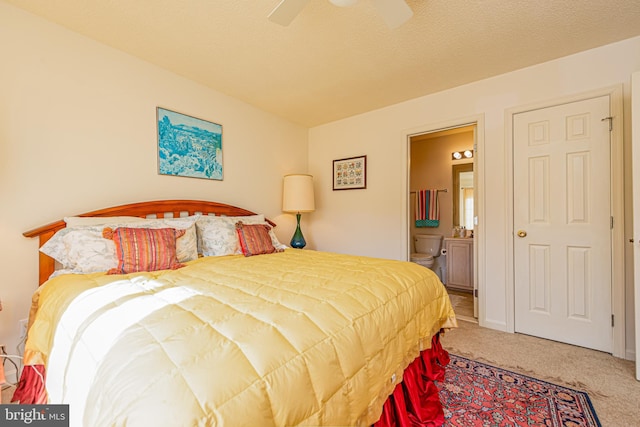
[410, 234, 443, 273]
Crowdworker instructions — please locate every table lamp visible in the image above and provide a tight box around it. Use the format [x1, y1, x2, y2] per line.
[282, 174, 315, 249]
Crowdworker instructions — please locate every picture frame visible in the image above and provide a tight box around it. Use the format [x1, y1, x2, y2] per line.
[333, 155, 367, 190]
[157, 107, 223, 180]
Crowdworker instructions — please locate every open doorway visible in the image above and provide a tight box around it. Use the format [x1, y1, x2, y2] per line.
[408, 124, 478, 322]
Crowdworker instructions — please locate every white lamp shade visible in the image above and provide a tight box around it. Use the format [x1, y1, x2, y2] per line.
[283, 174, 315, 213]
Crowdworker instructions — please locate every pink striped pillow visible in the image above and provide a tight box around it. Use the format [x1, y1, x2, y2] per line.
[103, 227, 186, 274]
[235, 222, 283, 257]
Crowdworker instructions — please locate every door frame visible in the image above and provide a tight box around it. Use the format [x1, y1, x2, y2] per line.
[505, 85, 625, 358]
[631, 71, 640, 378]
[401, 114, 485, 325]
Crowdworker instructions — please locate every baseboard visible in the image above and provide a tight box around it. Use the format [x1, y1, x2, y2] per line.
[478, 318, 508, 332]
[625, 348, 635, 361]
[456, 315, 478, 324]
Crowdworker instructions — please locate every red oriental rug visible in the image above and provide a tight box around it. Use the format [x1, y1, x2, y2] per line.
[439, 355, 601, 427]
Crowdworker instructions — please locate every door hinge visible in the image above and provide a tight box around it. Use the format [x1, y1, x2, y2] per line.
[601, 116, 613, 131]
[612, 314, 615, 327]
[474, 289, 478, 298]
[611, 216, 614, 229]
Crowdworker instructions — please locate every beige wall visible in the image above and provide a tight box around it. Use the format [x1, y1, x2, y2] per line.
[409, 131, 474, 243]
[309, 36, 640, 355]
[0, 3, 308, 361]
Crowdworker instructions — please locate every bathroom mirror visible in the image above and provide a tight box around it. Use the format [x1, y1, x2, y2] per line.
[452, 163, 474, 230]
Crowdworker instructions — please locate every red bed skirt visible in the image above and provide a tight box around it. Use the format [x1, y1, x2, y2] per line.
[375, 333, 450, 427]
[12, 364, 47, 404]
[14, 334, 450, 426]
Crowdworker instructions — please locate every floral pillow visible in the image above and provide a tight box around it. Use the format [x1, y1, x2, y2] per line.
[36, 226, 116, 275]
[103, 227, 185, 274]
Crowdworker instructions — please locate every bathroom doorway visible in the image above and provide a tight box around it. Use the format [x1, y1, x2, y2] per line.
[408, 123, 479, 322]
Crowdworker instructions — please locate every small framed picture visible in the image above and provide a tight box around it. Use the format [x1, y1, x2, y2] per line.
[333, 155, 367, 190]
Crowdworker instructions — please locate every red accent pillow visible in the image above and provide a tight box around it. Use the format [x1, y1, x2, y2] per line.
[235, 222, 283, 257]
[103, 227, 186, 274]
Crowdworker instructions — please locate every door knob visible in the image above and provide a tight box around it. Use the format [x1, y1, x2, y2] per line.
[517, 230, 527, 238]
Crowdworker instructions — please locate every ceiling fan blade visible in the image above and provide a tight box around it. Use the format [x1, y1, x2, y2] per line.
[268, 0, 312, 26]
[370, 0, 414, 29]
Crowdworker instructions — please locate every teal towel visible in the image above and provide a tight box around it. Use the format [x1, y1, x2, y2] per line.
[416, 219, 440, 228]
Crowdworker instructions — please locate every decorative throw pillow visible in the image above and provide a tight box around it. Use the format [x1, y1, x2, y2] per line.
[103, 227, 186, 274]
[197, 215, 287, 256]
[235, 222, 283, 257]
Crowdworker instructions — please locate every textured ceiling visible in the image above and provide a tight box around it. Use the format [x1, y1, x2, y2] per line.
[6, 0, 640, 127]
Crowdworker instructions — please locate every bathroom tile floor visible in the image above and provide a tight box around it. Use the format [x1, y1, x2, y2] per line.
[446, 289, 476, 323]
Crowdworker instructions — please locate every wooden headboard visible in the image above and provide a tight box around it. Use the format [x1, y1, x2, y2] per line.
[23, 199, 275, 285]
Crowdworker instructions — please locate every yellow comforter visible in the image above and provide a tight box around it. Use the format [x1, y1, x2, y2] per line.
[25, 249, 457, 426]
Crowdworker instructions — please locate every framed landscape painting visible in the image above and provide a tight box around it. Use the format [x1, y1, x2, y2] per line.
[157, 107, 223, 180]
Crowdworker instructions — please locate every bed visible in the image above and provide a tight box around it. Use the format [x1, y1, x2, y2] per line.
[13, 199, 457, 426]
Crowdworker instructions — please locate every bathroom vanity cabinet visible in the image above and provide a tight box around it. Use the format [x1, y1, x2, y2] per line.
[444, 238, 474, 292]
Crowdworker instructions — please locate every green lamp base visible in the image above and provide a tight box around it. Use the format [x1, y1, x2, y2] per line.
[290, 213, 306, 249]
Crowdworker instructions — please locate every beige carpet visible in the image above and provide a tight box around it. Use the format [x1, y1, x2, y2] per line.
[441, 320, 640, 425]
[1, 384, 16, 404]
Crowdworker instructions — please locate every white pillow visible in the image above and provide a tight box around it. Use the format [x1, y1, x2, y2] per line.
[64, 216, 148, 227]
[267, 229, 287, 252]
[58, 227, 118, 273]
[196, 215, 286, 257]
[41, 216, 200, 274]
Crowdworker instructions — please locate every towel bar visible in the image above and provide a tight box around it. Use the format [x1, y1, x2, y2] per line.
[410, 189, 447, 194]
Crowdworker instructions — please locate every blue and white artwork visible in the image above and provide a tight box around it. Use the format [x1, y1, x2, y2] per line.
[157, 107, 223, 180]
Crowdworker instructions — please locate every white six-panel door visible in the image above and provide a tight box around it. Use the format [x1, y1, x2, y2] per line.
[513, 95, 612, 352]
